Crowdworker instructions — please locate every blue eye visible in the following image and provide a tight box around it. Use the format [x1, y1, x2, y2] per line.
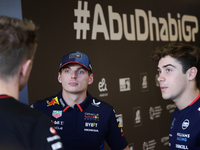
[65, 70, 70, 73]
[166, 69, 171, 73]
[78, 71, 84, 74]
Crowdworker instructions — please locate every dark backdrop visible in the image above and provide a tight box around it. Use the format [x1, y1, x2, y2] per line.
[22, 0, 200, 149]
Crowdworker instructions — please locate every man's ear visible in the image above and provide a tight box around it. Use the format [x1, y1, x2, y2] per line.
[188, 67, 197, 81]
[58, 72, 62, 83]
[20, 59, 32, 77]
[88, 74, 94, 85]
[18, 59, 32, 91]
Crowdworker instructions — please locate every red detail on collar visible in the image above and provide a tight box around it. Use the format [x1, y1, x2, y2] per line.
[189, 94, 200, 106]
[77, 104, 83, 112]
[0, 95, 10, 99]
[63, 106, 70, 112]
[62, 104, 83, 112]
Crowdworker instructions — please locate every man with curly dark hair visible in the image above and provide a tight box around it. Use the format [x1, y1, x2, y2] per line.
[152, 42, 200, 149]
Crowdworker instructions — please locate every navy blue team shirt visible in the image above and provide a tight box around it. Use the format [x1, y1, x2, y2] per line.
[32, 91, 128, 150]
[169, 94, 200, 149]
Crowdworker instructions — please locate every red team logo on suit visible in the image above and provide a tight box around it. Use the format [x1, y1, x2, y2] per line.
[47, 97, 60, 106]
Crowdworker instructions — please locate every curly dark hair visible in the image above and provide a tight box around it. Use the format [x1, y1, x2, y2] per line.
[152, 42, 200, 89]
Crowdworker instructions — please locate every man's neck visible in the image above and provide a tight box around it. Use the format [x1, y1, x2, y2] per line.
[0, 79, 19, 100]
[174, 88, 200, 110]
[62, 90, 87, 108]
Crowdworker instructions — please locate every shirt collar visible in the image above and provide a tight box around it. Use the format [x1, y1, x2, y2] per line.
[189, 93, 200, 106]
[58, 91, 93, 113]
[78, 92, 93, 111]
[0, 95, 11, 99]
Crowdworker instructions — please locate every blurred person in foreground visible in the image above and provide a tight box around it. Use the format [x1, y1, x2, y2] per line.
[32, 51, 130, 150]
[0, 16, 63, 150]
[152, 42, 200, 149]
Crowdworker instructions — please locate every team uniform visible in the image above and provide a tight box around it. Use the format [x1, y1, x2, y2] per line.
[0, 95, 63, 150]
[169, 94, 200, 149]
[32, 91, 128, 150]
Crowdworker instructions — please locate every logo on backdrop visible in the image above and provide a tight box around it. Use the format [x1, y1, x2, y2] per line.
[74, 1, 198, 42]
[133, 107, 142, 127]
[143, 140, 156, 150]
[119, 78, 131, 92]
[149, 106, 162, 120]
[161, 136, 169, 146]
[128, 143, 135, 150]
[166, 103, 176, 113]
[98, 78, 108, 97]
[140, 73, 148, 92]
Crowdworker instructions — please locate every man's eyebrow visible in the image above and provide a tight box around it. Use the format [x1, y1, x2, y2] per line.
[157, 64, 176, 69]
[77, 67, 85, 70]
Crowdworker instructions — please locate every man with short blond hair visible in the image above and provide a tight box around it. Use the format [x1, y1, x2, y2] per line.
[0, 16, 63, 150]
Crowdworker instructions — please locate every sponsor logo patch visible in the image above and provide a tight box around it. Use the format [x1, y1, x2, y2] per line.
[50, 127, 57, 135]
[182, 119, 190, 130]
[92, 99, 101, 107]
[52, 110, 62, 119]
[84, 112, 99, 121]
[69, 53, 82, 59]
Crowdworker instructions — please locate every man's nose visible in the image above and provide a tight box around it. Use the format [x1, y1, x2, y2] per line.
[71, 71, 77, 78]
[157, 73, 165, 82]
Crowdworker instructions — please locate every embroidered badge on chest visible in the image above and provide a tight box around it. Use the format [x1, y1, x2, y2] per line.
[52, 110, 62, 119]
[182, 119, 190, 130]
